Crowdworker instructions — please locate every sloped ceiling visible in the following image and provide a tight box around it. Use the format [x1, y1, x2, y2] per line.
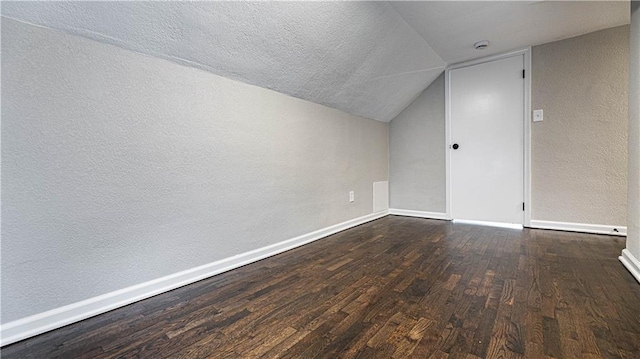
[1, 1, 445, 122]
[1, 1, 630, 122]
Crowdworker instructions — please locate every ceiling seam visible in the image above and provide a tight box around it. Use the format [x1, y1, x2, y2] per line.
[340, 66, 446, 93]
[386, 1, 446, 67]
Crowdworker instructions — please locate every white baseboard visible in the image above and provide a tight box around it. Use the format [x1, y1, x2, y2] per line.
[619, 249, 640, 283]
[529, 220, 626, 236]
[0, 210, 388, 347]
[389, 208, 449, 220]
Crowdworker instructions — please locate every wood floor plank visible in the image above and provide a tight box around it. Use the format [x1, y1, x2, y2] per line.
[2, 216, 639, 358]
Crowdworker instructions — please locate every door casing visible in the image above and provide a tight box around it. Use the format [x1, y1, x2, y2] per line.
[444, 48, 532, 227]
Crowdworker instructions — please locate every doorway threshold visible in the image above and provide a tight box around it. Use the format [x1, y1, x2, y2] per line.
[452, 219, 523, 230]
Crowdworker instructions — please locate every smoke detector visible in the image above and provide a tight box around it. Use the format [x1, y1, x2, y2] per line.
[474, 40, 490, 50]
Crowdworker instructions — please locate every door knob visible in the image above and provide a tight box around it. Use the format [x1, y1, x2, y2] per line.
[452, 143, 459, 150]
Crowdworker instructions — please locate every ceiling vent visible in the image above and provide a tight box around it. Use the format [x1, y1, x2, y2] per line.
[474, 40, 490, 50]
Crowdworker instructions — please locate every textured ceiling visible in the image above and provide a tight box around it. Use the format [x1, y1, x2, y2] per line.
[1, 1, 630, 122]
[390, 1, 630, 64]
[1, 1, 445, 122]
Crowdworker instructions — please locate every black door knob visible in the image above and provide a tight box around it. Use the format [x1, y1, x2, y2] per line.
[452, 143, 459, 150]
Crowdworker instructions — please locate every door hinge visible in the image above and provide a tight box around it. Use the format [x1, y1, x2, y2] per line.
[523, 202, 525, 211]
[522, 69, 525, 78]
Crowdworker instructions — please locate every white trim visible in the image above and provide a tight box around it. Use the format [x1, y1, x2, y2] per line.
[0, 210, 388, 347]
[444, 68, 453, 218]
[445, 48, 532, 226]
[452, 219, 523, 230]
[619, 249, 640, 284]
[529, 220, 626, 236]
[389, 208, 449, 220]
[523, 49, 532, 227]
[444, 67, 451, 220]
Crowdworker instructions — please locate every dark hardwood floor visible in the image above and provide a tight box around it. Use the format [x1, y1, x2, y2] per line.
[3, 216, 640, 358]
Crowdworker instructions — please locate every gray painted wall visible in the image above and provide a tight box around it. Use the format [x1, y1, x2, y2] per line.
[627, 2, 640, 260]
[532, 25, 629, 226]
[389, 74, 445, 213]
[389, 26, 629, 227]
[1, 18, 388, 323]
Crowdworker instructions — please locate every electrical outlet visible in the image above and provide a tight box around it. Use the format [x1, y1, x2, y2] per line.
[349, 191, 354, 203]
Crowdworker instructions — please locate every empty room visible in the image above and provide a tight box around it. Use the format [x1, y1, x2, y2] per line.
[1, 1, 639, 358]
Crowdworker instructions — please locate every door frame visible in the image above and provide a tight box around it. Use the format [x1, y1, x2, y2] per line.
[444, 48, 532, 226]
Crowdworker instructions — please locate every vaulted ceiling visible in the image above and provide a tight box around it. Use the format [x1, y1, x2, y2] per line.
[1, 1, 630, 122]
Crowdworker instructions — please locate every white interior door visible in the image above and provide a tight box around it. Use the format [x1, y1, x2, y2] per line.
[449, 54, 525, 224]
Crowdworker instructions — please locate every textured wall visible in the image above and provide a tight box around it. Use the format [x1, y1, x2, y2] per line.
[388, 26, 629, 224]
[1, 2, 445, 122]
[1, 18, 388, 323]
[532, 25, 629, 225]
[389, 74, 445, 212]
[628, 3, 640, 259]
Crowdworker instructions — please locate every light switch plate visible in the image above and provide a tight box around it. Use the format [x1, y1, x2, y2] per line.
[533, 109, 543, 122]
